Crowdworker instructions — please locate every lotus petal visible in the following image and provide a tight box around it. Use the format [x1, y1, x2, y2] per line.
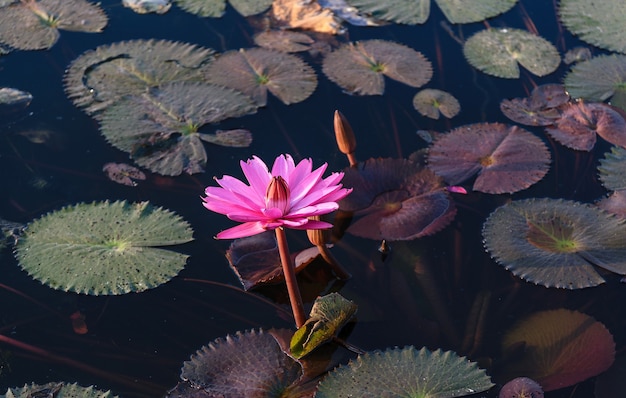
[206, 47, 317, 106]
[322, 39, 432, 95]
[413, 88, 460, 119]
[338, 158, 456, 240]
[180, 329, 309, 397]
[14, 201, 194, 295]
[316, 346, 493, 397]
[563, 54, 626, 106]
[482, 198, 626, 289]
[99, 82, 257, 176]
[463, 28, 560, 79]
[64, 39, 215, 116]
[435, 0, 517, 24]
[1, 382, 118, 397]
[0, 0, 106, 50]
[253, 30, 314, 53]
[501, 309, 615, 391]
[427, 123, 550, 194]
[546, 101, 626, 151]
[559, 0, 626, 54]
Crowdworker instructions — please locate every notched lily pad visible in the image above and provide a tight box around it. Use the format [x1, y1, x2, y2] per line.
[427, 123, 550, 194]
[316, 346, 494, 397]
[322, 39, 432, 95]
[206, 47, 317, 106]
[175, 0, 272, 17]
[64, 39, 216, 116]
[15, 200, 194, 295]
[290, 293, 357, 359]
[413, 88, 460, 119]
[1, 382, 118, 397]
[338, 157, 456, 240]
[0, 0, 107, 50]
[500, 84, 568, 126]
[463, 28, 560, 79]
[180, 329, 310, 397]
[599, 145, 626, 191]
[253, 30, 314, 53]
[99, 81, 257, 176]
[563, 54, 626, 110]
[483, 198, 626, 289]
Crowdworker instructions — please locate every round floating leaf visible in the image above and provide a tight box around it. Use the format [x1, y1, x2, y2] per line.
[290, 293, 357, 359]
[463, 28, 560, 79]
[0, 0, 106, 50]
[499, 377, 544, 398]
[253, 30, 314, 53]
[427, 123, 550, 194]
[181, 329, 306, 397]
[174, 0, 225, 17]
[546, 102, 626, 151]
[483, 198, 626, 289]
[559, 0, 626, 54]
[345, 0, 430, 25]
[316, 346, 494, 397]
[435, 0, 517, 24]
[102, 162, 146, 187]
[1, 382, 118, 398]
[229, 0, 272, 16]
[413, 88, 460, 119]
[501, 309, 615, 391]
[15, 200, 194, 295]
[596, 190, 626, 219]
[206, 47, 317, 106]
[99, 81, 257, 176]
[64, 39, 215, 116]
[599, 145, 626, 191]
[500, 84, 568, 126]
[338, 158, 456, 241]
[563, 46, 592, 65]
[322, 39, 432, 95]
[563, 54, 626, 104]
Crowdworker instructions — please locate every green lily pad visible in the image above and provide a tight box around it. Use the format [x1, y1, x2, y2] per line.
[206, 47, 317, 106]
[180, 329, 308, 397]
[0, 0, 107, 50]
[1, 382, 118, 397]
[322, 39, 432, 95]
[15, 200, 194, 295]
[99, 81, 257, 176]
[435, 0, 517, 24]
[175, 0, 271, 17]
[559, 0, 626, 54]
[413, 88, 460, 119]
[463, 28, 560, 78]
[316, 346, 494, 397]
[563, 54, 626, 106]
[483, 198, 626, 289]
[64, 39, 216, 116]
[599, 146, 626, 191]
[290, 293, 357, 359]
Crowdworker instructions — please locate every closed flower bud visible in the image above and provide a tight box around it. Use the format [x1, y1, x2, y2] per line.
[334, 110, 357, 155]
[307, 215, 330, 246]
[265, 176, 290, 215]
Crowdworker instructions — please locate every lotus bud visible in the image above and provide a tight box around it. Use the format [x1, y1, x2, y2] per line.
[307, 215, 330, 246]
[265, 176, 290, 214]
[499, 377, 544, 398]
[307, 215, 351, 280]
[334, 110, 358, 167]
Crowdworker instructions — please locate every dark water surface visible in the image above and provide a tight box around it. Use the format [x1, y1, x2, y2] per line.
[0, 1, 623, 397]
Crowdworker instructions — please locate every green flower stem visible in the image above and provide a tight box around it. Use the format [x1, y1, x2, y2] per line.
[275, 227, 307, 328]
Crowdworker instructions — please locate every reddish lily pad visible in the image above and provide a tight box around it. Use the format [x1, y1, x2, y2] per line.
[253, 30, 314, 53]
[322, 39, 432, 95]
[546, 101, 626, 151]
[205, 47, 317, 106]
[500, 84, 568, 126]
[596, 190, 626, 218]
[338, 158, 455, 241]
[501, 309, 615, 391]
[483, 198, 626, 289]
[427, 123, 550, 194]
[102, 162, 146, 187]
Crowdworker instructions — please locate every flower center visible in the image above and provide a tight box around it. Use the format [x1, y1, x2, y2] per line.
[265, 176, 291, 216]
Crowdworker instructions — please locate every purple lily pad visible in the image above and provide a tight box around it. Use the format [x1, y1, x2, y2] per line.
[102, 162, 146, 186]
[338, 158, 456, 241]
[427, 122, 551, 194]
[500, 84, 569, 126]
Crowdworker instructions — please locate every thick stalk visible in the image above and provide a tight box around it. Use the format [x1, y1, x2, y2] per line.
[275, 227, 307, 328]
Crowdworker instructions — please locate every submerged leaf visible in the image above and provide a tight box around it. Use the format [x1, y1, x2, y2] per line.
[290, 293, 357, 358]
[99, 81, 257, 176]
[463, 28, 560, 79]
[0, 0, 107, 50]
[559, 0, 626, 54]
[316, 346, 493, 397]
[14, 201, 193, 295]
[483, 198, 626, 289]
[338, 158, 455, 240]
[413, 88, 460, 119]
[64, 39, 216, 115]
[181, 329, 308, 397]
[427, 123, 550, 194]
[501, 309, 615, 391]
[206, 47, 317, 106]
[322, 39, 432, 95]
[102, 162, 146, 186]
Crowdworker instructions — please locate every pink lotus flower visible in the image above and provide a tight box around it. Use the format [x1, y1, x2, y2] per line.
[203, 154, 352, 239]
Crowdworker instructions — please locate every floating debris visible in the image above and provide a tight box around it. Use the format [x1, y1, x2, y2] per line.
[123, 0, 172, 14]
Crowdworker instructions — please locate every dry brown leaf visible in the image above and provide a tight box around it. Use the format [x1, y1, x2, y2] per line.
[271, 0, 341, 34]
